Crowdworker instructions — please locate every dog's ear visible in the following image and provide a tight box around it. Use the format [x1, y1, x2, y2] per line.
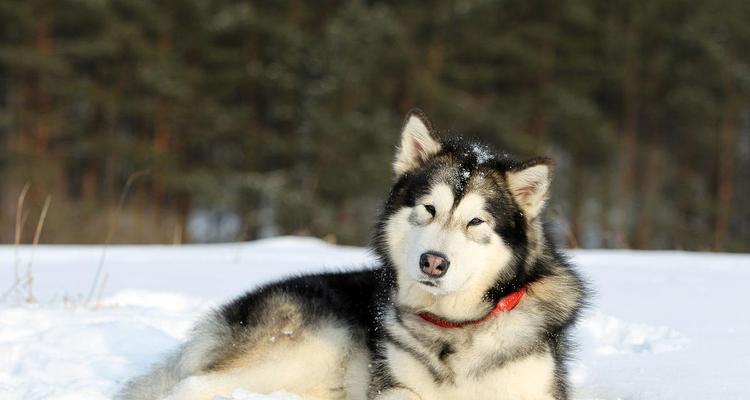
[505, 158, 553, 220]
[393, 109, 442, 176]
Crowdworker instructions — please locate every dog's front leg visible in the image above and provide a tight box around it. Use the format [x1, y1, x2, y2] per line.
[373, 387, 422, 400]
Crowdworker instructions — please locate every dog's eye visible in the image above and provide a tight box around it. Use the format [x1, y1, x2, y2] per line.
[467, 218, 484, 227]
[423, 204, 436, 217]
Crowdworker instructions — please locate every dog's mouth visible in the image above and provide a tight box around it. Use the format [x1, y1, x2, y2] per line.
[417, 279, 450, 295]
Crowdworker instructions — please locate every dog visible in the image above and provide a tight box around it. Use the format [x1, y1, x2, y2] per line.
[117, 109, 587, 400]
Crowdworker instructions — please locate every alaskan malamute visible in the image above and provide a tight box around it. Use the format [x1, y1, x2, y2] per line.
[118, 110, 587, 400]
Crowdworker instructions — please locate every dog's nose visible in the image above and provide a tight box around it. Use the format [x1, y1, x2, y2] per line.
[419, 252, 450, 278]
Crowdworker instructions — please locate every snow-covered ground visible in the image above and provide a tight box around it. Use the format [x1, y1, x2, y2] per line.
[1, 237, 748, 399]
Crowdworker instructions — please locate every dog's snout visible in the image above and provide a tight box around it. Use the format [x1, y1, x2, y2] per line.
[419, 252, 450, 278]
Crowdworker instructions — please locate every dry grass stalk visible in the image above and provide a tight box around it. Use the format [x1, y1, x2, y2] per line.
[2, 183, 31, 302]
[24, 195, 52, 303]
[87, 169, 150, 306]
[14, 185, 31, 279]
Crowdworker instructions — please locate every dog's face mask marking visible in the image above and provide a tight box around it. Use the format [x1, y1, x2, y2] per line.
[383, 110, 552, 297]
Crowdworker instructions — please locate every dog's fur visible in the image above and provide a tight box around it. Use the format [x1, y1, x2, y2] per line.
[117, 110, 587, 400]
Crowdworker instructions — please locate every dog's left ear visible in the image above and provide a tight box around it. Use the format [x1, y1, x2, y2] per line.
[505, 158, 553, 220]
[393, 109, 442, 176]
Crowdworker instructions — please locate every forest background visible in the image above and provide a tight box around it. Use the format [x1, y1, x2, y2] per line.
[1, 0, 748, 251]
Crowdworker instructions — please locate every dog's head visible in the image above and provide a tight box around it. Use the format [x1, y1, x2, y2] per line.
[375, 110, 552, 314]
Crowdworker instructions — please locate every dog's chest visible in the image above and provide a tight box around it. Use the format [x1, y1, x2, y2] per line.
[383, 312, 556, 399]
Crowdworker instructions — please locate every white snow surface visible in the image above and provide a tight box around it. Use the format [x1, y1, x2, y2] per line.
[1, 237, 748, 399]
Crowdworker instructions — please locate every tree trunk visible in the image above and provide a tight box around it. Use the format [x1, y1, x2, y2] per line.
[153, 99, 170, 212]
[526, 3, 558, 150]
[713, 75, 738, 251]
[568, 152, 584, 248]
[613, 12, 640, 248]
[634, 142, 663, 249]
[153, 32, 173, 219]
[31, 1, 52, 153]
[597, 168, 615, 248]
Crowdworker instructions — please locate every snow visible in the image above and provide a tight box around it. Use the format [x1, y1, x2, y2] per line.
[1, 238, 748, 399]
[470, 143, 494, 164]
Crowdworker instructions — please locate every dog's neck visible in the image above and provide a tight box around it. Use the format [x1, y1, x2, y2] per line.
[416, 286, 527, 328]
[394, 274, 501, 322]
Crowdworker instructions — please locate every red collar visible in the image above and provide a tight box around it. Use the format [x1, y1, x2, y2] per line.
[417, 286, 527, 329]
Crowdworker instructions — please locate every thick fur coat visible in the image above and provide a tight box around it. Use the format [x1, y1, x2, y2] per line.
[117, 110, 587, 400]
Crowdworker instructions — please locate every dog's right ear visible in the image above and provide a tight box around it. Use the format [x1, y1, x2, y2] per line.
[393, 109, 442, 176]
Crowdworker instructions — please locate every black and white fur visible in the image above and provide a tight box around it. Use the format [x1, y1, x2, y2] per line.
[117, 110, 587, 400]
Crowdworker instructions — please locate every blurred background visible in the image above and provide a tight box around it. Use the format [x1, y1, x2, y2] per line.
[1, 0, 749, 251]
